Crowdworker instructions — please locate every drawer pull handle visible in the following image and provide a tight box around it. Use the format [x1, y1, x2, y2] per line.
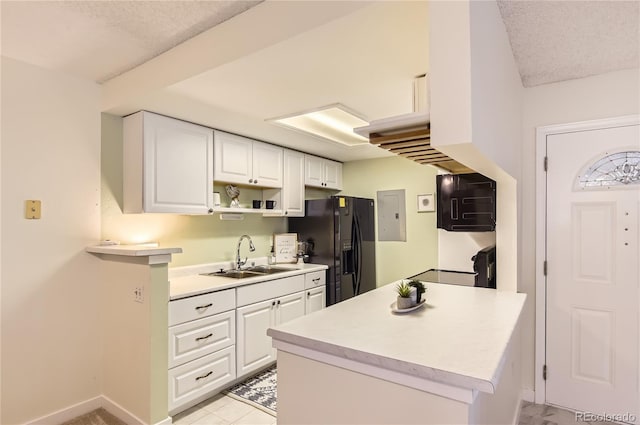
[195, 371, 213, 381]
[195, 303, 213, 311]
[196, 333, 213, 342]
[312, 278, 321, 283]
[307, 292, 310, 298]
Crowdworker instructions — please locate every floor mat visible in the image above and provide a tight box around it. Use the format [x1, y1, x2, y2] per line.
[224, 365, 277, 416]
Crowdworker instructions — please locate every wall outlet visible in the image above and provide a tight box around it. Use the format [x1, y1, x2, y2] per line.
[134, 287, 144, 303]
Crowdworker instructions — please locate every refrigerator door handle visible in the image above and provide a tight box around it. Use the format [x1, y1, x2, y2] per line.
[349, 216, 358, 295]
[353, 215, 363, 295]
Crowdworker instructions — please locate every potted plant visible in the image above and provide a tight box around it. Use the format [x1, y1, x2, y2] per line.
[396, 281, 414, 309]
[408, 280, 426, 304]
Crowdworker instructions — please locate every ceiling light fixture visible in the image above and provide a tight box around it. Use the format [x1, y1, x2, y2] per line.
[267, 104, 369, 147]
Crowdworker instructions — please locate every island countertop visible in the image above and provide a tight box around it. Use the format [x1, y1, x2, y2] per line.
[267, 281, 526, 395]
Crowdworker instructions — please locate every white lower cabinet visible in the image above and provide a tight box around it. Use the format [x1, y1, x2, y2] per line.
[168, 270, 326, 415]
[236, 290, 305, 377]
[306, 286, 326, 314]
[305, 270, 326, 314]
[168, 310, 235, 369]
[168, 346, 235, 413]
[277, 291, 306, 324]
[168, 289, 236, 414]
[236, 299, 275, 376]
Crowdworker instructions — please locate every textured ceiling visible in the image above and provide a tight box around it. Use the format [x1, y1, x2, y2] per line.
[2, 1, 638, 162]
[497, 0, 640, 87]
[1, 0, 262, 82]
[3, 1, 637, 88]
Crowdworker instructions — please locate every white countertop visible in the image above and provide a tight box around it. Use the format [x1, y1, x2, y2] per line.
[86, 244, 183, 257]
[267, 281, 526, 394]
[85, 245, 182, 257]
[169, 262, 328, 300]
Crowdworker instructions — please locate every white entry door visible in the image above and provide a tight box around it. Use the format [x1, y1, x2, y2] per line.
[546, 123, 639, 420]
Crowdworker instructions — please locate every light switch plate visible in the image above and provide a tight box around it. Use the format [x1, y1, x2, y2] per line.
[25, 200, 41, 219]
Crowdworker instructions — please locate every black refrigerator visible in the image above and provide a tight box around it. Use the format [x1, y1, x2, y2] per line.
[288, 196, 376, 306]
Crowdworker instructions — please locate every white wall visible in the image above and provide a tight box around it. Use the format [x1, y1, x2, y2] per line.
[438, 230, 496, 273]
[0, 57, 102, 424]
[468, 1, 523, 180]
[341, 156, 439, 284]
[520, 67, 640, 394]
[428, 0, 472, 148]
[429, 0, 523, 293]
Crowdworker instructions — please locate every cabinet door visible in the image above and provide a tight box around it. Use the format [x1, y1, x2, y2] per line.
[252, 141, 283, 188]
[133, 112, 213, 213]
[276, 291, 306, 325]
[282, 149, 305, 217]
[236, 299, 275, 377]
[323, 159, 343, 190]
[213, 130, 253, 185]
[306, 286, 326, 315]
[304, 155, 325, 188]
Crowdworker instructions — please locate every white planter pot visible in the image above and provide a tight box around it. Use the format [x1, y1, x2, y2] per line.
[397, 296, 414, 310]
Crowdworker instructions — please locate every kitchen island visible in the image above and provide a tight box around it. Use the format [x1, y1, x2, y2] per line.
[267, 281, 526, 425]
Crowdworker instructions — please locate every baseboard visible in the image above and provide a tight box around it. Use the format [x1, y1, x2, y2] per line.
[153, 417, 173, 425]
[521, 388, 535, 403]
[101, 395, 145, 425]
[24, 395, 162, 425]
[511, 393, 523, 425]
[25, 396, 103, 425]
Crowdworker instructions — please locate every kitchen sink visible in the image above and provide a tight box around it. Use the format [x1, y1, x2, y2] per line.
[200, 266, 292, 279]
[201, 270, 264, 279]
[246, 265, 293, 274]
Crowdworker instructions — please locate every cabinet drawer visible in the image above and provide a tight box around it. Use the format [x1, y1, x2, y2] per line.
[169, 289, 235, 326]
[236, 275, 305, 307]
[305, 270, 326, 289]
[169, 310, 235, 369]
[168, 346, 236, 413]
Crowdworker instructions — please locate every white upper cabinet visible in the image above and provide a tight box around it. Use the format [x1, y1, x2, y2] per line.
[123, 111, 214, 214]
[282, 150, 305, 216]
[264, 149, 305, 217]
[252, 142, 284, 187]
[304, 155, 342, 190]
[323, 159, 342, 190]
[214, 130, 283, 188]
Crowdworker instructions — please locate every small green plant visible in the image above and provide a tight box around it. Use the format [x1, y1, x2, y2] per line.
[408, 280, 426, 295]
[396, 281, 412, 298]
[409, 279, 426, 302]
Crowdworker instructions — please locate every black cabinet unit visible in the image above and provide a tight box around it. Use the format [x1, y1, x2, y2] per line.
[436, 173, 496, 232]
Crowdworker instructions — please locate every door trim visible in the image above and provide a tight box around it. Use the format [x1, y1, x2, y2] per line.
[534, 114, 640, 405]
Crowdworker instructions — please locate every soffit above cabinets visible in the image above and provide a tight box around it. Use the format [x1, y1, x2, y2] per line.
[354, 112, 473, 174]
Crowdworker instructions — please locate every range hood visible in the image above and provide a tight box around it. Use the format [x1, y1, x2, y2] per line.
[354, 112, 471, 174]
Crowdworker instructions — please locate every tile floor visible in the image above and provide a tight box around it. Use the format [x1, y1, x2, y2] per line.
[518, 401, 616, 425]
[174, 398, 620, 425]
[172, 393, 276, 425]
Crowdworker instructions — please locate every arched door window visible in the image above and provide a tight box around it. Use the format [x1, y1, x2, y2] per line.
[577, 150, 640, 189]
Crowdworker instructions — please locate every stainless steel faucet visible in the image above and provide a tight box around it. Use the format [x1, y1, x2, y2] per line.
[235, 234, 256, 270]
